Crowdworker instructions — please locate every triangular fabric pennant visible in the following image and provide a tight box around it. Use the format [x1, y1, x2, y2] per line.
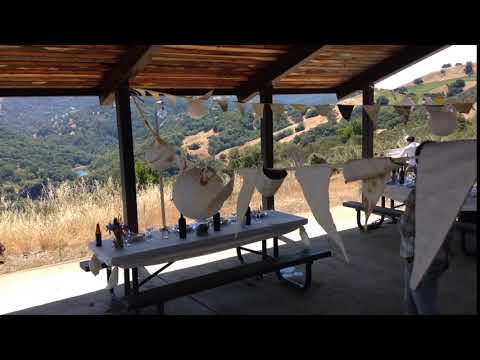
[199, 90, 214, 100]
[315, 105, 333, 117]
[425, 105, 457, 136]
[423, 96, 434, 105]
[253, 103, 264, 118]
[234, 168, 259, 237]
[106, 266, 119, 290]
[145, 89, 161, 100]
[295, 166, 349, 262]
[216, 100, 229, 112]
[89, 254, 102, 276]
[434, 95, 446, 106]
[337, 104, 355, 120]
[408, 94, 419, 104]
[361, 173, 389, 230]
[187, 99, 208, 119]
[291, 104, 307, 112]
[401, 96, 415, 106]
[236, 102, 246, 116]
[270, 103, 284, 115]
[411, 140, 477, 290]
[393, 105, 412, 123]
[363, 105, 380, 128]
[343, 158, 399, 183]
[453, 102, 474, 114]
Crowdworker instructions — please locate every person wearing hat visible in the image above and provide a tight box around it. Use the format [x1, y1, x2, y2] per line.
[400, 135, 420, 167]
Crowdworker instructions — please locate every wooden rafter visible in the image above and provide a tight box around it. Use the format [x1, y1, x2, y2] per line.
[0, 88, 101, 97]
[99, 45, 160, 105]
[236, 45, 327, 102]
[335, 45, 449, 99]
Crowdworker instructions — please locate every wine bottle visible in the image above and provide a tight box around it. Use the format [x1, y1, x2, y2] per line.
[399, 167, 405, 185]
[213, 212, 221, 231]
[179, 214, 187, 239]
[95, 223, 102, 247]
[245, 207, 251, 225]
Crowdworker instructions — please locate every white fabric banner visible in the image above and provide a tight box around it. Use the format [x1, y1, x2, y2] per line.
[362, 173, 389, 229]
[89, 254, 102, 276]
[106, 266, 119, 290]
[363, 105, 380, 128]
[187, 99, 208, 119]
[411, 140, 477, 289]
[453, 103, 474, 114]
[234, 168, 259, 235]
[295, 166, 349, 262]
[426, 106, 457, 136]
[253, 103, 264, 118]
[343, 158, 399, 183]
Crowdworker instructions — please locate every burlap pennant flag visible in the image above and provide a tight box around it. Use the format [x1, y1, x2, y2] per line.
[453, 103, 474, 114]
[253, 103, 264, 119]
[434, 95, 446, 106]
[270, 103, 284, 121]
[425, 105, 457, 136]
[234, 168, 259, 237]
[363, 105, 380, 128]
[295, 166, 349, 262]
[199, 90, 214, 100]
[337, 104, 355, 120]
[411, 140, 477, 290]
[163, 92, 177, 109]
[187, 99, 208, 119]
[106, 266, 119, 290]
[361, 173, 389, 230]
[401, 96, 415, 106]
[237, 102, 246, 116]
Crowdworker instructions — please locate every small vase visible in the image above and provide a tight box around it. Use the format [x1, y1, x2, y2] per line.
[113, 230, 124, 249]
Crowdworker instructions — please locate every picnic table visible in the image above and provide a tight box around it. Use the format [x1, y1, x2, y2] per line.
[83, 211, 331, 314]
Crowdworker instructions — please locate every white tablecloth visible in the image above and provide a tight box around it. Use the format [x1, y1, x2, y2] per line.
[89, 211, 307, 268]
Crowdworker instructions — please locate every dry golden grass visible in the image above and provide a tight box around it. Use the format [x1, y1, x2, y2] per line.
[0, 173, 359, 275]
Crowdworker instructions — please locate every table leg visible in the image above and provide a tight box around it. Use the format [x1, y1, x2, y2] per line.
[132, 267, 139, 295]
[124, 268, 131, 297]
[106, 268, 114, 294]
[262, 240, 267, 260]
[273, 237, 279, 258]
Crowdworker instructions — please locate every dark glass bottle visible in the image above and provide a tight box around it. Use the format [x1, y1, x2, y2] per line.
[399, 167, 405, 185]
[245, 207, 251, 225]
[213, 213, 221, 231]
[179, 214, 187, 239]
[391, 169, 397, 183]
[95, 223, 102, 247]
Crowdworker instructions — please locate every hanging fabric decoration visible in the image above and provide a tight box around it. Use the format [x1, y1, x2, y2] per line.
[237, 102, 246, 116]
[453, 102, 474, 114]
[426, 105, 457, 136]
[255, 167, 287, 197]
[89, 254, 102, 276]
[315, 105, 333, 117]
[393, 105, 412, 123]
[408, 94, 419, 104]
[253, 103, 265, 119]
[217, 100, 229, 112]
[132, 88, 147, 96]
[106, 266, 119, 290]
[401, 96, 415, 106]
[172, 167, 233, 220]
[295, 166, 349, 262]
[145, 140, 179, 172]
[423, 97, 434, 105]
[270, 104, 284, 115]
[292, 104, 307, 112]
[199, 90, 214, 101]
[411, 140, 477, 290]
[145, 89, 161, 100]
[298, 225, 311, 248]
[187, 99, 208, 119]
[434, 95, 446, 106]
[363, 105, 380, 128]
[361, 173, 390, 230]
[337, 104, 355, 120]
[343, 158, 399, 183]
[235, 168, 258, 230]
[164, 93, 177, 109]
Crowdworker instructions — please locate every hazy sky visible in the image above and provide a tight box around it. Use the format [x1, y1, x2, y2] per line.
[376, 45, 477, 89]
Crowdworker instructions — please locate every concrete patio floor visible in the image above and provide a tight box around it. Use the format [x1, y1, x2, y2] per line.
[2, 208, 477, 315]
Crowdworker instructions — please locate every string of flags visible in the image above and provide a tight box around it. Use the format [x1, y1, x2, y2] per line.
[130, 88, 476, 131]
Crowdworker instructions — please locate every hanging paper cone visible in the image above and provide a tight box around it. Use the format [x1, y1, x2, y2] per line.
[363, 105, 380, 128]
[295, 166, 349, 262]
[216, 100, 229, 112]
[253, 103, 264, 118]
[315, 105, 333, 117]
[453, 103, 474, 114]
[410, 140, 477, 290]
[426, 105, 457, 136]
[393, 105, 412, 123]
[337, 104, 354, 120]
[187, 99, 208, 119]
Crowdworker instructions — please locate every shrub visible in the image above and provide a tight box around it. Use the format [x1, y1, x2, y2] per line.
[455, 62, 462, 66]
[188, 143, 201, 150]
[376, 95, 389, 106]
[441, 63, 451, 68]
[464, 61, 474, 75]
[440, 69, 446, 75]
[295, 122, 305, 132]
[308, 153, 326, 165]
[413, 78, 423, 85]
[395, 86, 408, 94]
[274, 129, 294, 141]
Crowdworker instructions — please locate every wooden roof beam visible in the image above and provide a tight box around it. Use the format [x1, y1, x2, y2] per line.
[236, 44, 327, 102]
[0, 88, 101, 97]
[335, 45, 449, 100]
[99, 45, 160, 105]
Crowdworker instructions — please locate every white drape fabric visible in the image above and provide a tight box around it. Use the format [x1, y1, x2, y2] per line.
[363, 105, 380, 129]
[89, 254, 102, 276]
[361, 173, 389, 229]
[234, 168, 259, 235]
[343, 158, 398, 183]
[106, 266, 119, 290]
[426, 106, 457, 136]
[295, 166, 349, 262]
[411, 140, 477, 289]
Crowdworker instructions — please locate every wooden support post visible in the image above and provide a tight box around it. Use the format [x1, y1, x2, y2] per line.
[115, 82, 139, 233]
[362, 84, 374, 159]
[260, 85, 274, 210]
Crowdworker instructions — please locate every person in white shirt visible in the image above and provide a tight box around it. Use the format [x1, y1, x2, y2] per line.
[400, 135, 420, 168]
